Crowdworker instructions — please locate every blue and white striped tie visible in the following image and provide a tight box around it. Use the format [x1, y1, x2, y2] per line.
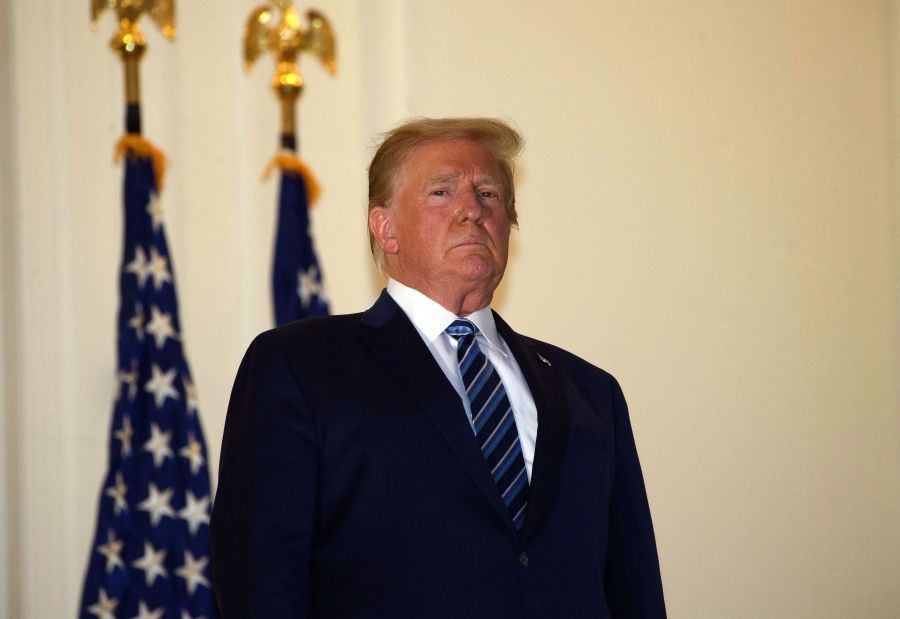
[446, 319, 528, 531]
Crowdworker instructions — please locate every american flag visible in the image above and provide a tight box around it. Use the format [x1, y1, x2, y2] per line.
[272, 157, 330, 326]
[79, 146, 217, 619]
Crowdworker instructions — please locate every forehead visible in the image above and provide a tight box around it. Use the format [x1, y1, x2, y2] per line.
[400, 138, 500, 179]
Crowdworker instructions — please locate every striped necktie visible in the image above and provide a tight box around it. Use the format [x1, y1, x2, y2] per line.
[446, 319, 528, 531]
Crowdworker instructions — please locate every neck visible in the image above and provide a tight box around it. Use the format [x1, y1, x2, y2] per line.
[390, 276, 495, 316]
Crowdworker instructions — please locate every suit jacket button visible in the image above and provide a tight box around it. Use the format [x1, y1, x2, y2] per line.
[518, 552, 529, 568]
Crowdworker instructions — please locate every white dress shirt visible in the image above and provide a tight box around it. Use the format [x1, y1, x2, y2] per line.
[386, 279, 539, 480]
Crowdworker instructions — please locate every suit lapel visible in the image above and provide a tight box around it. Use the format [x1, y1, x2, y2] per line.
[360, 291, 517, 533]
[494, 312, 570, 541]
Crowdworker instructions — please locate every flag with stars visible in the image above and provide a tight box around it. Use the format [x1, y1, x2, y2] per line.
[271, 154, 330, 326]
[79, 140, 218, 619]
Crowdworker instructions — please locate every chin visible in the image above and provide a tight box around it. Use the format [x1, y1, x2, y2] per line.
[442, 253, 504, 283]
[456, 264, 502, 285]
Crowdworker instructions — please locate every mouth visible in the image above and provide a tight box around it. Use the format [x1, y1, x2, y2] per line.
[452, 238, 488, 249]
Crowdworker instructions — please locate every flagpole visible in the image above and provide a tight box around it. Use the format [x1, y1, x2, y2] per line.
[244, 1, 337, 326]
[123, 50, 143, 134]
[279, 89, 298, 151]
[91, 1, 176, 135]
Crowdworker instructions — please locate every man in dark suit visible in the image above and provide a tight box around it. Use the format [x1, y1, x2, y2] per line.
[210, 117, 666, 618]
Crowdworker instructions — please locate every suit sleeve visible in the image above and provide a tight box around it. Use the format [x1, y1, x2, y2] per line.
[211, 332, 318, 618]
[603, 376, 667, 618]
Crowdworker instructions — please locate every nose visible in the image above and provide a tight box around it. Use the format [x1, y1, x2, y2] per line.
[458, 185, 486, 223]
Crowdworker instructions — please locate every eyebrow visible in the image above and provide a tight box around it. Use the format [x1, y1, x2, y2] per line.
[425, 173, 459, 186]
[424, 173, 502, 186]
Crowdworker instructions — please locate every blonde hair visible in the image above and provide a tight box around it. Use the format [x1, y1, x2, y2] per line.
[367, 117, 524, 272]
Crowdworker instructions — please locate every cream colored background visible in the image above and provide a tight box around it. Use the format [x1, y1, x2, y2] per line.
[3, 1, 900, 617]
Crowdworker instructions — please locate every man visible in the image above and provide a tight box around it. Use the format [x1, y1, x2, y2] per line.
[211, 118, 666, 618]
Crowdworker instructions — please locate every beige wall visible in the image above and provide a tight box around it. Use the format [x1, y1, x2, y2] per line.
[3, 1, 899, 617]
[891, 0, 900, 422]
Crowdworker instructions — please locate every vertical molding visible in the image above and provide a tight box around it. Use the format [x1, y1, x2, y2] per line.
[10, 0, 80, 614]
[231, 7, 272, 348]
[0, 0, 21, 616]
[53, 1, 80, 610]
[358, 0, 410, 139]
[886, 0, 900, 414]
[356, 0, 410, 296]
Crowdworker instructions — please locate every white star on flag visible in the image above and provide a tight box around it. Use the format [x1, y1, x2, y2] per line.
[145, 305, 178, 349]
[175, 550, 211, 595]
[127, 302, 145, 341]
[144, 364, 179, 409]
[96, 530, 125, 574]
[183, 378, 199, 415]
[179, 433, 205, 475]
[114, 415, 133, 457]
[105, 472, 128, 515]
[143, 422, 174, 468]
[116, 362, 138, 403]
[178, 491, 210, 535]
[125, 246, 151, 289]
[131, 600, 165, 619]
[148, 247, 172, 290]
[131, 542, 168, 586]
[138, 483, 175, 527]
[147, 197, 165, 232]
[297, 265, 325, 309]
[87, 588, 118, 619]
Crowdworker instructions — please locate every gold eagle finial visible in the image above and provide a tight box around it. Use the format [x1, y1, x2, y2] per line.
[91, 0, 175, 59]
[244, 0, 337, 100]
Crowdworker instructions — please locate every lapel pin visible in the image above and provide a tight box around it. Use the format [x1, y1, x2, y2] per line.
[536, 353, 552, 366]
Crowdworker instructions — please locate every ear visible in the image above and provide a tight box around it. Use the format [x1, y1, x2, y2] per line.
[369, 206, 399, 255]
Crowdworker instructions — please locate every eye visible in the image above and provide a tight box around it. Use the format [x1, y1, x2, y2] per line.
[431, 189, 448, 197]
[479, 190, 500, 200]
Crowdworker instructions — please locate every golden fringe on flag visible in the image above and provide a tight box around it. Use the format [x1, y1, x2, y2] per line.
[263, 153, 321, 207]
[114, 134, 168, 192]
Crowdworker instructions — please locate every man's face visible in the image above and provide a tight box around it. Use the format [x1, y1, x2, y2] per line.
[370, 139, 512, 301]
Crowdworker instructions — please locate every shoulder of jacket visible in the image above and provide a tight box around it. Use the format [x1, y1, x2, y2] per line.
[249, 312, 364, 349]
[517, 334, 616, 383]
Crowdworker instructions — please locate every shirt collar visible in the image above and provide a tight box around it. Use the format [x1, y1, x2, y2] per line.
[386, 278, 507, 356]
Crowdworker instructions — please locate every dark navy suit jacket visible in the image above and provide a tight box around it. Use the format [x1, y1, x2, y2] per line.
[210, 291, 666, 618]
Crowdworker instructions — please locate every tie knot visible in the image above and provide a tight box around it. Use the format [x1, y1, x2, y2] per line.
[445, 318, 477, 340]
